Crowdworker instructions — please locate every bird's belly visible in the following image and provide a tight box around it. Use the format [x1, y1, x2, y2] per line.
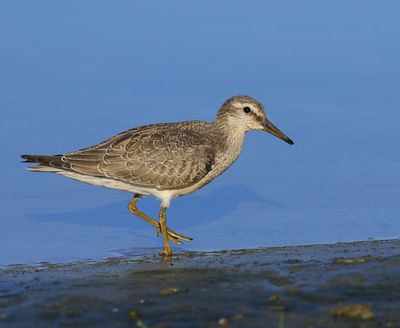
[56, 167, 222, 208]
[56, 171, 151, 194]
[56, 170, 178, 202]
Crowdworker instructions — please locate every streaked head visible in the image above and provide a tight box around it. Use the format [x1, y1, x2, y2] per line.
[215, 95, 294, 145]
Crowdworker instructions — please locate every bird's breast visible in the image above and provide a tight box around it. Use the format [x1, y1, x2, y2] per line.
[201, 131, 246, 183]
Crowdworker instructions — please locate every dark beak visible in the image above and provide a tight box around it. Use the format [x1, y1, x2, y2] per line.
[264, 120, 294, 145]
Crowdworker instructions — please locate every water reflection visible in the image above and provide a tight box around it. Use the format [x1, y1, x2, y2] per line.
[31, 185, 279, 229]
[1, 1, 400, 265]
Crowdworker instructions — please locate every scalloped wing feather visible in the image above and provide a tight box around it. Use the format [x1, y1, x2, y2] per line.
[60, 122, 215, 189]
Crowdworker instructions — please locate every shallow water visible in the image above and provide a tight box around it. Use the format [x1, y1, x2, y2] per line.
[1, 1, 399, 265]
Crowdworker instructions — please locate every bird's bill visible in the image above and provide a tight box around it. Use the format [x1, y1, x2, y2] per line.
[264, 120, 294, 145]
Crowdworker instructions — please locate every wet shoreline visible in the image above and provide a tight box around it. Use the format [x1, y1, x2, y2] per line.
[1, 239, 400, 327]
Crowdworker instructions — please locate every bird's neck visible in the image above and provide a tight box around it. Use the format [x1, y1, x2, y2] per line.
[213, 113, 248, 136]
[211, 118, 247, 163]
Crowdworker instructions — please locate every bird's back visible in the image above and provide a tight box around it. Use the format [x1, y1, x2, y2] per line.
[23, 121, 217, 190]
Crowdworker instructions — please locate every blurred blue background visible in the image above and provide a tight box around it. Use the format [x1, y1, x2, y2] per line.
[1, 1, 399, 265]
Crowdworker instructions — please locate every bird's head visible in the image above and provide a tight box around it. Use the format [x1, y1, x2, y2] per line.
[215, 95, 294, 145]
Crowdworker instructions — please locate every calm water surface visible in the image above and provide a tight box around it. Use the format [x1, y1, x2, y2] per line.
[1, 1, 399, 265]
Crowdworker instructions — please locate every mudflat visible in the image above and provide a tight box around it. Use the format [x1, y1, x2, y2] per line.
[1, 239, 399, 327]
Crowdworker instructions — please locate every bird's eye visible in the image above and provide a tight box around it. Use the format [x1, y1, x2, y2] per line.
[243, 106, 251, 114]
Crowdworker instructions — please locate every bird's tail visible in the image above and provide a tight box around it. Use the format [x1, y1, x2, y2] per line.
[21, 154, 63, 172]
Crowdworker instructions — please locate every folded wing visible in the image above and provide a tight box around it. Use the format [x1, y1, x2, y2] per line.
[61, 123, 215, 189]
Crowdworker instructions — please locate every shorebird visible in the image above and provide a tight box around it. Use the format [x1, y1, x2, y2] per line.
[22, 96, 293, 257]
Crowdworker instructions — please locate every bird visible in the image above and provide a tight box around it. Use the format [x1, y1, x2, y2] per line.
[21, 95, 294, 257]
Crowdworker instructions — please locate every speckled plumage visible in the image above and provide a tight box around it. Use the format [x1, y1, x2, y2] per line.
[53, 122, 215, 189]
[22, 95, 293, 256]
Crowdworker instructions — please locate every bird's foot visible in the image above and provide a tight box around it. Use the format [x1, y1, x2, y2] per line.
[156, 225, 193, 245]
[160, 249, 173, 257]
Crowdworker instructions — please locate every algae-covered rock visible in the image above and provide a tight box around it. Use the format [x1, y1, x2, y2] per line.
[159, 287, 180, 296]
[331, 303, 374, 320]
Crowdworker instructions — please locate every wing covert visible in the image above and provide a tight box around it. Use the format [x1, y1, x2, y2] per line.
[61, 123, 215, 189]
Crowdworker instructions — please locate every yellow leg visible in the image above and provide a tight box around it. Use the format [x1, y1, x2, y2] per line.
[127, 195, 192, 244]
[159, 206, 172, 257]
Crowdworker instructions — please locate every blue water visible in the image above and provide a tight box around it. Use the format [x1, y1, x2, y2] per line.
[1, 1, 399, 265]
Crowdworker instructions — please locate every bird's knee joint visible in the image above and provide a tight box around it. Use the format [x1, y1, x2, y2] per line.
[159, 207, 167, 224]
[128, 204, 139, 214]
[159, 216, 166, 224]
